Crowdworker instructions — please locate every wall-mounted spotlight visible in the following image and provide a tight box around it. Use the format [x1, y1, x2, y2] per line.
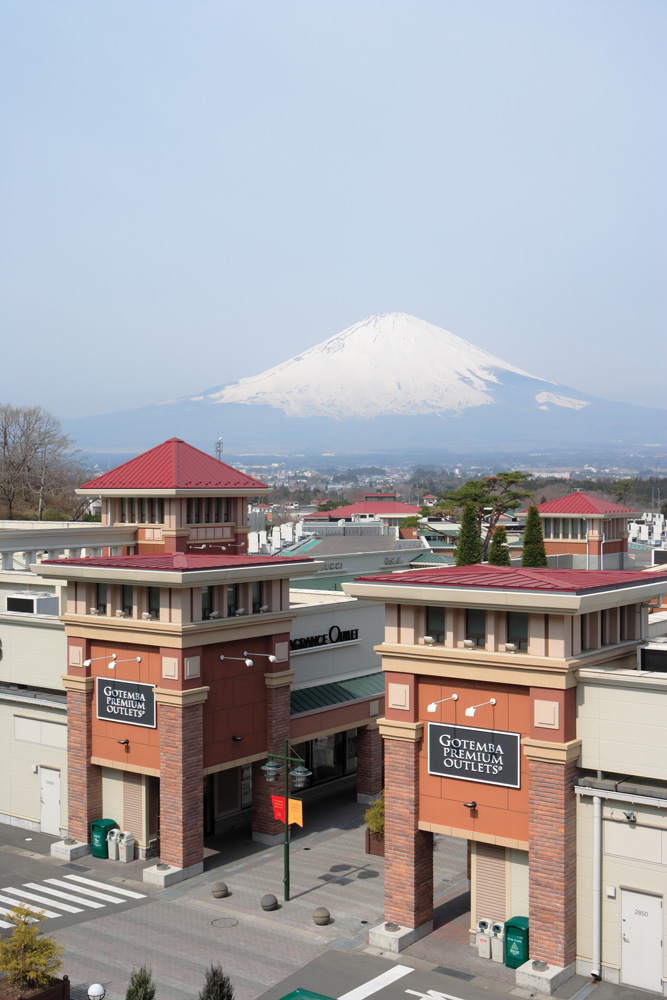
[243, 650, 277, 663]
[463, 639, 476, 649]
[116, 610, 127, 618]
[232, 736, 244, 742]
[463, 801, 477, 809]
[116, 739, 129, 746]
[504, 642, 517, 653]
[259, 605, 269, 613]
[623, 811, 637, 823]
[465, 698, 496, 718]
[423, 635, 436, 646]
[427, 694, 458, 713]
[89, 608, 100, 616]
[220, 654, 253, 667]
[207, 611, 219, 619]
[234, 608, 246, 616]
[83, 653, 115, 667]
[142, 612, 153, 620]
[108, 656, 142, 671]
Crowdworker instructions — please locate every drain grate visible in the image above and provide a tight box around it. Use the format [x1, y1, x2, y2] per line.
[211, 917, 239, 928]
[432, 967, 475, 982]
[63, 863, 92, 872]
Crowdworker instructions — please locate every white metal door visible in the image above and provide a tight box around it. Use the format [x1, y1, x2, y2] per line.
[40, 768, 61, 836]
[621, 888, 663, 992]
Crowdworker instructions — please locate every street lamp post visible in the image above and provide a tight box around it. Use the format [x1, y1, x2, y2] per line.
[261, 739, 311, 901]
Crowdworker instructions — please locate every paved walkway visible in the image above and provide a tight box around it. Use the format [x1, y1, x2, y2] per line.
[0, 795, 639, 1000]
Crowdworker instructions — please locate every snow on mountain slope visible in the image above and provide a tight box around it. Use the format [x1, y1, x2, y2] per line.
[203, 313, 553, 419]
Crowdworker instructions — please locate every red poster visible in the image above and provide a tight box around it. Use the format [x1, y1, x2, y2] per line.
[271, 795, 286, 822]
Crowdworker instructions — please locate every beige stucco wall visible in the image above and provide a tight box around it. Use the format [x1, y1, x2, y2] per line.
[508, 848, 529, 919]
[0, 698, 68, 833]
[101, 767, 124, 828]
[577, 670, 667, 781]
[577, 796, 667, 980]
[289, 597, 384, 688]
[0, 613, 66, 689]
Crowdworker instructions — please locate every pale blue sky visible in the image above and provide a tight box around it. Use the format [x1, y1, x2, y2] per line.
[1, 0, 665, 418]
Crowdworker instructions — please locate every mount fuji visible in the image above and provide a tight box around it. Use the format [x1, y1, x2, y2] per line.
[64, 313, 665, 455]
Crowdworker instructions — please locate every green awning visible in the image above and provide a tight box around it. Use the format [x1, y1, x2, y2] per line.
[291, 672, 384, 714]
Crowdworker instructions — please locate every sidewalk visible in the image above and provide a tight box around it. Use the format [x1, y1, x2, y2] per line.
[0, 795, 641, 1000]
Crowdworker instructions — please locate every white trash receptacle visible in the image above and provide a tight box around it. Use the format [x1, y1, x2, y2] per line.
[106, 828, 120, 861]
[491, 922, 505, 963]
[118, 831, 135, 863]
[476, 919, 491, 959]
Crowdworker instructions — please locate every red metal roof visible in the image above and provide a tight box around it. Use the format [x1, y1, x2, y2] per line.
[305, 500, 421, 520]
[357, 565, 667, 594]
[79, 439, 268, 491]
[41, 553, 310, 572]
[524, 492, 637, 516]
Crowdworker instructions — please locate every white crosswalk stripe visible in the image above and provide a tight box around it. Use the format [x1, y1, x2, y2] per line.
[0, 875, 147, 930]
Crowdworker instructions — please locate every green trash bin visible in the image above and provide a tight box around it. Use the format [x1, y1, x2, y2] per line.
[504, 916, 529, 969]
[91, 819, 118, 859]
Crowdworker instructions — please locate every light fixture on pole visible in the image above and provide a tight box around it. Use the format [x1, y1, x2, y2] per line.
[108, 656, 141, 671]
[427, 694, 458, 713]
[243, 650, 277, 663]
[219, 654, 254, 667]
[261, 740, 312, 901]
[465, 698, 496, 718]
[83, 654, 115, 667]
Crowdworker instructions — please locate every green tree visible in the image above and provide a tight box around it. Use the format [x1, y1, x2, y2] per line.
[199, 964, 234, 1000]
[400, 515, 423, 529]
[0, 903, 65, 989]
[522, 505, 548, 567]
[455, 502, 482, 566]
[126, 965, 156, 1000]
[439, 473, 533, 558]
[364, 791, 385, 835]
[611, 478, 634, 505]
[487, 525, 511, 566]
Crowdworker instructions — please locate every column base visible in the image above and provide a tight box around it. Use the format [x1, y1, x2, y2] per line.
[515, 960, 575, 994]
[252, 830, 284, 847]
[143, 861, 204, 887]
[368, 920, 433, 953]
[357, 791, 382, 805]
[50, 840, 91, 861]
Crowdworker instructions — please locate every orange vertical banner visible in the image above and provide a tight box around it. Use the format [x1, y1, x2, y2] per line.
[288, 798, 303, 827]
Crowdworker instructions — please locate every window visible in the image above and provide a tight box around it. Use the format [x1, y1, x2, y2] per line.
[138, 499, 145, 523]
[214, 498, 221, 523]
[543, 517, 552, 539]
[148, 587, 160, 618]
[561, 519, 570, 540]
[122, 585, 134, 617]
[226, 584, 238, 616]
[204, 498, 211, 524]
[506, 611, 528, 651]
[425, 606, 445, 644]
[251, 581, 262, 614]
[120, 499, 126, 524]
[465, 608, 485, 647]
[201, 586, 213, 620]
[96, 583, 107, 615]
[553, 518, 560, 539]
[571, 519, 579, 540]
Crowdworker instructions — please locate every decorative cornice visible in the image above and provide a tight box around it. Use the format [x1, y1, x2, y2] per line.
[154, 686, 210, 708]
[90, 757, 160, 777]
[522, 736, 582, 764]
[377, 716, 424, 743]
[264, 670, 295, 689]
[61, 674, 94, 694]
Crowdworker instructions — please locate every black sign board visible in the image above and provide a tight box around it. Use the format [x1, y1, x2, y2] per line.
[96, 678, 156, 729]
[428, 722, 520, 789]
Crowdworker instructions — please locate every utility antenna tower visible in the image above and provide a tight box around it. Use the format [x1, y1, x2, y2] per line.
[215, 437, 223, 461]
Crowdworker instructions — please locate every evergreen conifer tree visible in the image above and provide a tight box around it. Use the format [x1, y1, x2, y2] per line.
[126, 965, 156, 1000]
[522, 505, 548, 567]
[199, 964, 234, 1000]
[487, 525, 510, 566]
[455, 502, 482, 566]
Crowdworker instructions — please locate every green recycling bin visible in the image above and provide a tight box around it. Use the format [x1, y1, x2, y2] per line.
[504, 916, 529, 969]
[91, 819, 118, 859]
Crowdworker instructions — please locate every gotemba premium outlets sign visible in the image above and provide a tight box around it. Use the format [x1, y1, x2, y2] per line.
[96, 678, 156, 728]
[428, 722, 520, 789]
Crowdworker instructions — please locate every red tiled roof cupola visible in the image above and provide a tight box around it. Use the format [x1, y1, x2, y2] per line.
[523, 492, 638, 516]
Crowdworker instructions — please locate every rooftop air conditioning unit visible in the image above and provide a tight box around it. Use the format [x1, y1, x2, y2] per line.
[5, 592, 59, 615]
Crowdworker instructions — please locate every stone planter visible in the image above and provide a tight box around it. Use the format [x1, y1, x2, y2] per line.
[0, 976, 70, 1000]
[365, 828, 384, 857]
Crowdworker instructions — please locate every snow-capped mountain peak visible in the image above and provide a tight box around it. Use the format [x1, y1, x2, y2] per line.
[204, 312, 551, 419]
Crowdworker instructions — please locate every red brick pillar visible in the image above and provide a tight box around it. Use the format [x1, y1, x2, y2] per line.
[524, 739, 581, 968]
[63, 676, 101, 844]
[155, 688, 209, 873]
[356, 723, 383, 801]
[383, 722, 433, 931]
[252, 667, 294, 843]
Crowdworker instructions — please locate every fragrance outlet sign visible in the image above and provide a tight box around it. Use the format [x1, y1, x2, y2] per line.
[96, 678, 156, 728]
[428, 722, 520, 789]
[290, 625, 359, 651]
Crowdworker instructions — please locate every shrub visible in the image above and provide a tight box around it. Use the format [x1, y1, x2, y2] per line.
[199, 964, 234, 1000]
[0, 904, 64, 989]
[487, 525, 511, 566]
[126, 965, 156, 1000]
[364, 791, 385, 835]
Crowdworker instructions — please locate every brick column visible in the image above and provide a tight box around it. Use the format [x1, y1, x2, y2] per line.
[523, 738, 581, 968]
[381, 719, 433, 932]
[356, 723, 383, 801]
[252, 669, 294, 843]
[63, 676, 101, 844]
[155, 687, 209, 873]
